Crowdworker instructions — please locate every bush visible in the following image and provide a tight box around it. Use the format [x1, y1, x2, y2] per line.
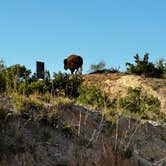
[28, 80, 50, 94]
[52, 72, 69, 93]
[77, 85, 111, 110]
[118, 87, 161, 119]
[65, 74, 83, 98]
[18, 82, 31, 96]
[4, 64, 31, 93]
[52, 72, 83, 98]
[15, 72, 83, 98]
[119, 87, 142, 113]
[126, 53, 164, 78]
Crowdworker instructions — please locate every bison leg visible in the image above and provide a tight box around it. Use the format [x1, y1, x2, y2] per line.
[71, 69, 75, 74]
[77, 66, 82, 74]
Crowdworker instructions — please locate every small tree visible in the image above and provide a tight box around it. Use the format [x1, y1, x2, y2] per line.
[90, 61, 106, 73]
[5, 64, 31, 93]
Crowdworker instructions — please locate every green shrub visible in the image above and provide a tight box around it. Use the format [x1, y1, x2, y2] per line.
[18, 79, 52, 96]
[118, 87, 161, 119]
[18, 82, 31, 96]
[52, 72, 83, 98]
[65, 74, 83, 98]
[13, 95, 24, 112]
[28, 80, 50, 94]
[4, 64, 31, 93]
[126, 53, 164, 78]
[77, 85, 111, 110]
[119, 87, 142, 113]
[52, 72, 69, 94]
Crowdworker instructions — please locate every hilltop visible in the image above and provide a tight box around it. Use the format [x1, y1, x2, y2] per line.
[83, 72, 166, 115]
[0, 73, 166, 166]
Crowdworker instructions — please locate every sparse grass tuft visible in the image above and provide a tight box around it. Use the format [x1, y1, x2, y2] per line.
[62, 124, 76, 138]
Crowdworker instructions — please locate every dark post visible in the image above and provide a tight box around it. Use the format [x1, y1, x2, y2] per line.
[36, 61, 45, 79]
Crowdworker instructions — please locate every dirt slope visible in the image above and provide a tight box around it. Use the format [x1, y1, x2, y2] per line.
[1, 94, 166, 166]
[0, 73, 166, 166]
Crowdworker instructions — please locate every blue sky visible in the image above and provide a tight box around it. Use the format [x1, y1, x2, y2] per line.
[0, 0, 166, 75]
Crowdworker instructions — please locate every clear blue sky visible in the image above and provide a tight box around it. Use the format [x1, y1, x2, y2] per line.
[0, 0, 166, 75]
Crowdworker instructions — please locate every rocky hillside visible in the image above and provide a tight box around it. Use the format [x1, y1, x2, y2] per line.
[0, 73, 166, 166]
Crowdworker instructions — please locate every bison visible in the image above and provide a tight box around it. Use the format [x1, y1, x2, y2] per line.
[64, 54, 83, 74]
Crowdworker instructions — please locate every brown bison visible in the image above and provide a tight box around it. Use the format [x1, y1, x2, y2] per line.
[64, 54, 83, 74]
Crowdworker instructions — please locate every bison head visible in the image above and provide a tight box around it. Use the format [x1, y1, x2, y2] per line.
[64, 59, 68, 70]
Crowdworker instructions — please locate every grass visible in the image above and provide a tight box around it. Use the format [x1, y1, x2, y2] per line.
[13, 93, 73, 117]
[12, 93, 76, 137]
[62, 123, 76, 138]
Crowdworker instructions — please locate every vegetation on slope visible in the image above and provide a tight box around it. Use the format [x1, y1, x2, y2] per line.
[0, 55, 166, 165]
[126, 53, 166, 78]
[0, 55, 165, 122]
